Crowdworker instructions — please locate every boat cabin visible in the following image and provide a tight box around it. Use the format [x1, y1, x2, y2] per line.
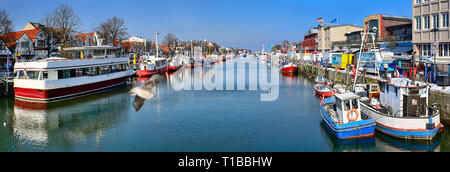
[378, 78, 430, 118]
[140, 58, 167, 71]
[334, 92, 363, 124]
[63, 46, 122, 59]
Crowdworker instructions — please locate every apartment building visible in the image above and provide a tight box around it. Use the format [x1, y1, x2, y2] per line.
[413, 0, 450, 59]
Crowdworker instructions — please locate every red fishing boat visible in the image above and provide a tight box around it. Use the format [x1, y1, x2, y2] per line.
[167, 59, 182, 73]
[314, 84, 337, 98]
[137, 57, 167, 77]
[281, 63, 298, 74]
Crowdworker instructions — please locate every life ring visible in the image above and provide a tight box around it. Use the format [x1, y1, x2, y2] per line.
[347, 109, 359, 122]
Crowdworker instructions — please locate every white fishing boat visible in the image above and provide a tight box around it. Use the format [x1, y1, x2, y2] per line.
[359, 78, 443, 140]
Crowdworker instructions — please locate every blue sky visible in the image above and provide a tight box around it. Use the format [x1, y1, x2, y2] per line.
[1, 0, 412, 51]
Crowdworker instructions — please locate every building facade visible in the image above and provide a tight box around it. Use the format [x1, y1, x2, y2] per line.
[302, 26, 319, 53]
[318, 24, 363, 52]
[364, 14, 412, 41]
[413, 0, 450, 60]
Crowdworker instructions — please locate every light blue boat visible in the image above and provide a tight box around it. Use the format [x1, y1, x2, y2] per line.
[320, 93, 376, 139]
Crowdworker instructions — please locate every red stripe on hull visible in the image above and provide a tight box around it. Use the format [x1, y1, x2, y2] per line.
[137, 67, 167, 77]
[15, 76, 129, 102]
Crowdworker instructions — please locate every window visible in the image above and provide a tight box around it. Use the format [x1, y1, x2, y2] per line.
[344, 101, 351, 111]
[352, 99, 359, 109]
[443, 13, 449, 28]
[26, 71, 39, 80]
[42, 71, 48, 80]
[415, 17, 422, 30]
[20, 42, 29, 48]
[424, 15, 430, 30]
[416, 0, 421, 4]
[37, 40, 45, 47]
[433, 14, 440, 29]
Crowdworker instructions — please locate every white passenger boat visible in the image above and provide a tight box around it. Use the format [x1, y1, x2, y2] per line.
[13, 45, 134, 102]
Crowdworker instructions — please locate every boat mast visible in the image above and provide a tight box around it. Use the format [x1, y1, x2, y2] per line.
[352, 30, 367, 91]
[155, 32, 160, 58]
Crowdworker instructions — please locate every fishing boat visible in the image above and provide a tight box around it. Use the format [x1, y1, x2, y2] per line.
[13, 45, 134, 102]
[281, 63, 298, 74]
[167, 58, 182, 73]
[315, 84, 337, 98]
[320, 92, 376, 139]
[359, 78, 443, 140]
[137, 57, 167, 77]
[315, 76, 326, 85]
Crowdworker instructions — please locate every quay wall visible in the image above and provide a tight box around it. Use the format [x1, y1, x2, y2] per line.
[298, 63, 450, 126]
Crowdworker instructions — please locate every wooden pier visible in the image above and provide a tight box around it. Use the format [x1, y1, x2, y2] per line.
[1, 76, 14, 97]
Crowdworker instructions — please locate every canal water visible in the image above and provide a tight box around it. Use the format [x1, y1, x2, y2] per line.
[0, 58, 449, 152]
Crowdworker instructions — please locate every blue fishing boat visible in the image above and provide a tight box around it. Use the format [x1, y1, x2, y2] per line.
[320, 92, 376, 139]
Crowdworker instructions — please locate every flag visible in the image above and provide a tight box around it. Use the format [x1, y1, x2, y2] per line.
[6, 56, 11, 73]
[317, 18, 323, 22]
[80, 51, 84, 59]
[330, 18, 337, 24]
[133, 53, 137, 64]
[14, 50, 20, 59]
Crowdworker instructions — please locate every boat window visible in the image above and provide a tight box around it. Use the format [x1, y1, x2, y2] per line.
[344, 100, 351, 111]
[16, 70, 25, 79]
[26, 71, 39, 80]
[70, 69, 77, 78]
[380, 83, 385, 92]
[371, 85, 378, 92]
[352, 99, 359, 109]
[43, 71, 48, 80]
[336, 98, 342, 111]
[57, 70, 71, 79]
[86, 67, 96, 76]
[112, 65, 118, 72]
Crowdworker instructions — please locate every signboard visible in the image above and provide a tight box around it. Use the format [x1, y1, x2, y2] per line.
[432, 42, 439, 55]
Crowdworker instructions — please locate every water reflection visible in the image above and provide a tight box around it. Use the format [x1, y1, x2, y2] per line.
[320, 122, 376, 152]
[375, 133, 441, 152]
[9, 89, 130, 151]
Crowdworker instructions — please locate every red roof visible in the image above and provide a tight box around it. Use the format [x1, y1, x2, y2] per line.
[160, 45, 169, 53]
[74, 32, 95, 43]
[0, 28, 41, 49]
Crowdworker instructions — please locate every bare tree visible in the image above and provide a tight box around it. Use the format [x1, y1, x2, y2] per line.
[271, 44, 282, 52]
[0, 8, 14, 35]
[96, 16, 128, 45]
[282, 40, 290, 49]
[42, 4, 81, 46]
[162, 33, 178, 57]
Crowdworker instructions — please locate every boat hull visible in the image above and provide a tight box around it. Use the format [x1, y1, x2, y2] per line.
[360, 103, 443, 140]
[167, 65, 181, 73]
[314, 84, 336, 98]
[320, 105, 376, 139]
[281, 66, 298, 74]
[15, 76, 129, 102]
[137, 67, 167, 77]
